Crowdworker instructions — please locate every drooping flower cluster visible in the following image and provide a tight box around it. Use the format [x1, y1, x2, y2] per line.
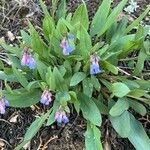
[60, 33, 75, 56]
[90, 55, 101, 75]
[40, 90, 52, 105]
[0, 97, 9, 114]
[21, 48, 36, 69]
[55, 109, 69, 124]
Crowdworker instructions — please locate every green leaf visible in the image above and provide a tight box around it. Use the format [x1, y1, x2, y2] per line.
[69, 91, 80, 113]
[97, 44, 109, 57]
[39, 0, 50, 16]
[5, 89, 41, 107]
[43, 15, 55, 41]
[21, 30, 32, 46]
[128, 89, 147, 98]
[53, 67, 68, 91]
[126, 5, 150, 33]
[85, 123, 103, 150]
[112, 82, 130, 97]
[26, 81, 40, 91]
[90, 0, 111, 36]
[56, 91, 71, 105]
[70, 72, 86, 86]
[46, 67, 55, 91]
[98, 0, 128, 36]
[79, 25, 92, 59]
[134, 50, 147, 75]
[0, 71, 18, 82]
[128, 113, 150, 150]
[92, 98, 109, 115]
[56, 18, 68, 35]
[0, 42, 21, 56]
[109, 98, 129, 117]
[24, 110, 51, 141]
[110, 111, 131, 138]
[15, 109, 51, 150]
[117, 77, 140, 89]
[29, 22, 48, 57]
[72, 3, 89, 30]
[12, 66, 29, 88]
[91, 76, 101, 92]
[56, 0, 66, 19]
[46, 100, 60, 125]
[82, 78, 93, 98]
[36, 58, 48, 81]
[78, 93, 101, 126]
[128, 99, 146, 116]
[136, 80, 150, 91]
[101, 61, 118, 75]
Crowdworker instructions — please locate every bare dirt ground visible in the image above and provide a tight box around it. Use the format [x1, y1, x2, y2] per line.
[0, 0, 150, 149]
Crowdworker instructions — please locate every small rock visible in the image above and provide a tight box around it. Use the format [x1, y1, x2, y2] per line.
[7, 31, 15, 41]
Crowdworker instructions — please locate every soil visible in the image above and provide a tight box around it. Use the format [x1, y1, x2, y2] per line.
[0, 0, 150, 150]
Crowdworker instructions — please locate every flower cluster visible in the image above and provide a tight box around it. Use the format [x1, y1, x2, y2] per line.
[55, 110, 69, 124]
[0, 97, 9, 114]
[90, 55, 101, 75]
[21, 48, 36, 69]
[60, 33, 75, 56]
[40, 90, 52, 105]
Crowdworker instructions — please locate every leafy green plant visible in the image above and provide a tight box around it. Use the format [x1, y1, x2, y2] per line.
[0, 0, 150, 149]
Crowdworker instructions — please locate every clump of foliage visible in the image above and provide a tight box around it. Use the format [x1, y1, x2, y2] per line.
[0, 0, 150, 149]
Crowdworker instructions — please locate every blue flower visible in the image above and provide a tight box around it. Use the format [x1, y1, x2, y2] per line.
[60, 33, 75, 56]
[90, 55, 101, 75]
[21, 48, 36, 69]
[55, 110, 69, 124]
[27, 56, 36, 69]
[40, 90, 52, 105]
[68, 33, 75, 41]
[90, 63, 101, 75]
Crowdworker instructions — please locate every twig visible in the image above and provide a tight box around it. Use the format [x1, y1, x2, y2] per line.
[119, 57, 138, 61]
[41, 136, 58, 150]
[0, 138, 12, 149]
[37, 137, 43, 150]
[0, 119, 11, 125]
[117, 67, 141, 80]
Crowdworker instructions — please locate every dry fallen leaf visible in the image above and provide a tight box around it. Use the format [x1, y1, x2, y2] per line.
[0, 140, 5, 147]
[9, 114, 19, 123]
[7, 31, 15, 41]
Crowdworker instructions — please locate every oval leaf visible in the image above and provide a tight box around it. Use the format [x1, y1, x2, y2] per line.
[110, 111, 131, 138]
[70, 72, 86, 86]
[109, 98, 129, 116]
[112, 82, 130, 97]
[78, 93, 101, 126]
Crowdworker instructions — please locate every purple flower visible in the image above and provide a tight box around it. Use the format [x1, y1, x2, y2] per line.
[90, 55, 101, 75]
[60, 34, 75, 56]
[40, 90, 52, 105]
[0, 98, 9, 114]
[55, 110, 69, 124]
[21, 48, 36, 69]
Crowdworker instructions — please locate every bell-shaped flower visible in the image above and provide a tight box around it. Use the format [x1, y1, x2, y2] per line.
[55, 110, 69, 124]
[60, 33, 75, 56]
[90, 55, 101, 75]
[21, 48, 36, 69]
[40, 90, 52, 105]
[0, 97, 9, 114]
